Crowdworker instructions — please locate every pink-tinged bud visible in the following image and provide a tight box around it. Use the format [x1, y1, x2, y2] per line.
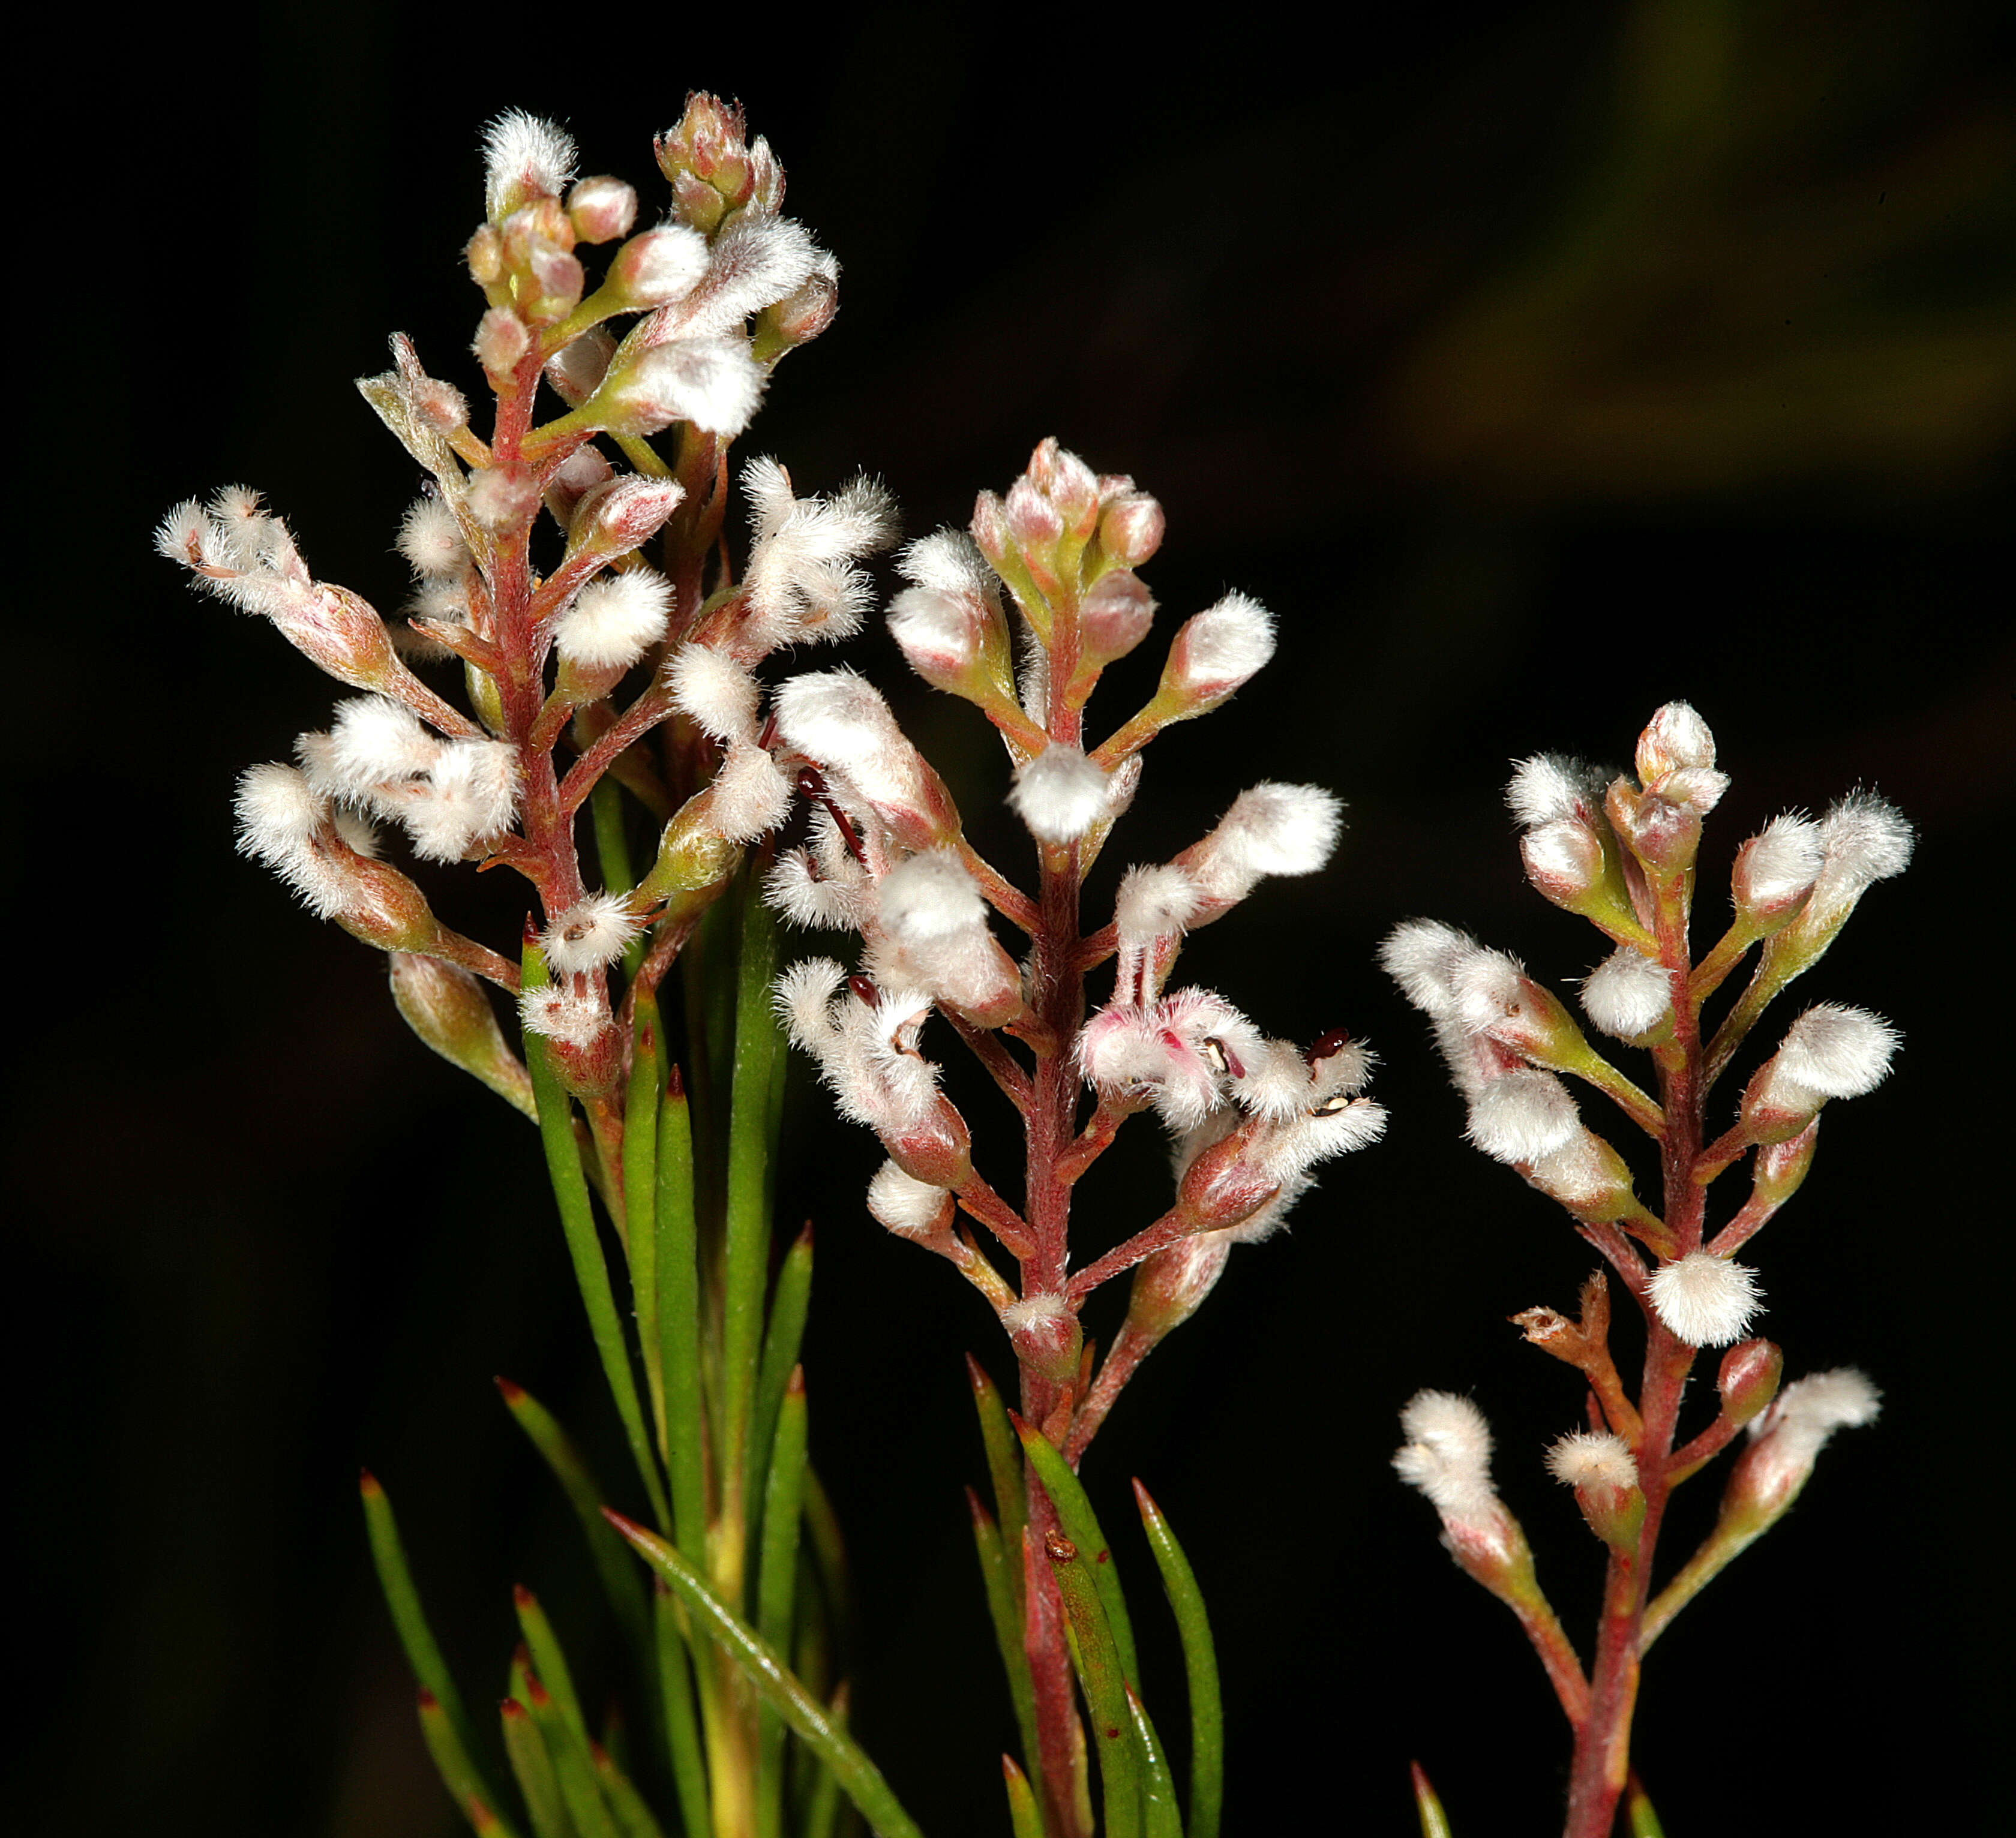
[1026, 437, 1101, 540]
[1526, 1128, 1642, 1223]
[1002, 1293, 1082, 1386]
[567, 176, 638, 244]
[882, 1094, 973, 1191]
[1154, 591, 1276, 718]
[1741, 1004, 1899, 1143]
[1718, 1368, 1880, 1537]
[466, 466, 542, 535]
[604, 224, 709, 309]
[1717, 1339, 1783, 1428]
[1635, 700, 1717, 783]
[568, 476, 687, 565]
[1097, 491, 1164, 568]
[1173, 1125, 1279, 1232]
[752, 266, 840, 361]
[970, 491, 1012, 566]
[389, 953, 536, 1118]
[274, 584, 410, 697]
[1004, 475, 1066, 551]
[1393, 1392, 1544, 1610]
[474, 307, 532, 378]
[1752, 1119, 1817, 1206]
[1078, 568, 1155, 666]
[524, 242, 586, 322]
[482, 111, 578, 221]
[655, 92, 765, 232]
[1124, 1232, 1232, 1344]
[1730, 814, 1824, 928]
[886, 583, 1015, 705]
[467, 225, 506, 289]
[325, 836, 450, 956]
[588, 337, 765, 439]
[1546, 1431, 1645, 1551]
[1606, 777, 1702, 880]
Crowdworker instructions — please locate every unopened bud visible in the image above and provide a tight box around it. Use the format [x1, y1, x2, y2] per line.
[1097, 491, 1164, 568]
[1717, 1339, 1783, 1428]
[1730, 814, 1824, 928]
[389, 953, 536, 1117]
[1001, 1293, 1082, 1385]
[1025, 437, 1100, 542]
[467, 225, 506, 289]
[474, 307, 533, 378]
[1078, 568, 1155, 666]
[1154, 591, 1276, 719]
[567, 176, 638, 244]
[328, 839, 451, 956]
[1526, 1128, 1642, 1224]
[1174, 1125, 1279, 1232]
[1606, 778, 1702, 880]
[881, 1096, 973, 1191]
[604, 224, 709, 310]
[752, 266, 840, 362]
[1125, 1232, 1233, 1344]
[567, 476, 687, 567]
[887, 583, 1015, 706]
[1751, 1119, 1818, 1206]
[1546, 1431, 1645, 1551]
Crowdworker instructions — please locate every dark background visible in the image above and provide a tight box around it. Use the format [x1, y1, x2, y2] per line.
[13, 3, 2011, 1834]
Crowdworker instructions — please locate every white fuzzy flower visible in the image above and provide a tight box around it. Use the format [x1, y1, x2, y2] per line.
[1184, 783, 1342, 905]
[519, 985, 607, 1050]
[317, 695, 445, 798]
[1166, 590, 1275, 701]
[1466, 1069, 1580, 1163]
[1379, 919, 1476, 1018]
[706, 743, 793, 843]
[1733, 813, 1825, 911]
[1010, 744, 1109, 844]
[397, 498, 467, 578]
[897, 529, 994, 598]
[667, 644, 762, 743]
[763, 848, 869, 931]
[740, 460, 900, 649]
[401, 739, 520, 861]
[865, 1160, 953, 1238]
[483, 110, 578, 217]
[1739, 1368, 1882, 1510]
[542, 892, 643, 974]
[610, 224, 710, 307]
[772, 960, 942, 1135]
[1505, 753, 1603, 828]
[603, 337, 766, 439]
[1648, 1253, 1764, 1347]
[555, 570, 672, 671]
[772, 668, 934, 822]
[1393, 1391, 1499, 1522]
[1581, 946, 1672, 1039]
[1115, 864, 1202, 948]
[235, 764, 346, 914]
[674, 215, 823, 339]
[1769, 1004, 1900, 1100]
[878, 848, 987, 942]
[1546, 1431, 1638, 1491]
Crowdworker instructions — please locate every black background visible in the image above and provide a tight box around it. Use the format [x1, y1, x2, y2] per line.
[13, 4, 2012, 1834]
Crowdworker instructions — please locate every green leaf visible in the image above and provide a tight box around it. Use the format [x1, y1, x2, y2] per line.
[521, 941, 671, 1531]
[625, 999, 665, 1455]
[1410, 1760, 1453, 1838]
[1626, 1772, 1666, 1838]
[755, 1369, 810, 1838]
[653, 1582, 714, 1838]
[360, 1471, 496, 1812]
[525, 1668, 623, 1838]
[604, 1510, 926, 1838]
[1133, 1480, 1222, 1838]
[592, 1741, 670, 1838]
[514, 1587, 589, 1748]
[966, 1356, 1027, 1615]
[1000, 1756, 1045, 1838]
[418, 1691, 524, 1838]
[1043, 1528, 1141, 1838]
[502, 1696, 573, 1838]
[653, 1071, 709, 1567]
[965, 1491, 1045, 1824]
[1124, 1685, 1181, 1838]
[749, 1224, 814, 1560]
[1013, 1417, 1138, 1686]
[495, 1380, 652, 1660]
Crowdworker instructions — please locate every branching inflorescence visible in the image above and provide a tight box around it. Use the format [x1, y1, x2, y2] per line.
[1384, 701, 1904, 1838]
[766, 437, 1386, 1835]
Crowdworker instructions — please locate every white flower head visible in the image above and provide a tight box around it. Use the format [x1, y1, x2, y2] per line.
[1733, 813, 1825, 911]
[667, 643, 762, 743]
[1771, 1003, 1900, 1101]
[1393, 1390, 1499, 1522]
[1546, 1431, 1639, 1491]
[1505, 753, 1604, 828]
[397, 498, 467, 578]
[555, 569, 672, 672]
[319, 695, 445, 799]
[1648, 1252, 1764, 1347]
[1115, 864, 1202, 946]
[865, 1160, 953, 1238]
[483, 110, 578, 217]
[1186, 783, 1342, 905]
[1741, 1368, 1882, 1508]
[401, 738, 521, 861]
[1167, 590, 1275, 701]
[1466, 1069, 1580, 1164]
[542, 892, 643, 975]
[1010, 744, 1109, 844]
[605, 336, 766, 439]
[706, 742, 793, 843]
[1581, 945, 1672, 1039]
[519, 984, 607, 1051]
[740, 460, 900, 650]
[878, 848, 986, 943]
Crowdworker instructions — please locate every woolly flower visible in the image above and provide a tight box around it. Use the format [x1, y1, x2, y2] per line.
[1750, 1369, 1882, 1459]
[673, 215, 823, 340]
[1467, 1069, 1579, 1163]
[236, 764, 345, 915]
[896, 529, 994, 598]
[741, 459, 900, 648]
[772, 668, 934, 822]
[1648, 1252, 1764, 1347]
[1115, 864, 1202, 945]
[1734, 813, 1824, 910]
[707, 743, 794, 843]
[1637, 701, 1715, 774]
[483, 110, 577, 217]
[1393, 1391, 1499, 1522]
[666, 644, 761, 743]
[1546, 1431, 1639, 1491]
[763, 848, 869, 931]
[605, 337, 766, 440]
[397, 498, 467, 578]
[555, 570, 671, 671]
[1010, 744, 1109, 844]
[1186, 783, 1342, 905]
[1771, 1004, 1900, 1100]
[1169, 590, 1276, 698]
[1378, 919, 1477, 1018]
[1816, 791, 1914, 892]
[865, 1160, 953, 1238]
[1505, 753, 1603, 828]
[773, 959, 941, 1134]
[542, 893, 643, 974]
[316, 695, 444, 798]
[878, 848, 986, 943]
[402, 739, 521, 861]
[519, 985, 607, 1051]
[1582, 945, 1671, 1039]
[1076, 987, 1264, 1131]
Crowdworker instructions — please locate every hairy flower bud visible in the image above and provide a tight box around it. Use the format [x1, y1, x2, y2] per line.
[1001, 1293, 1082, 1385]
[567, 175, 638, 244]
[604, 224, 709, 309]
[389, 953, 536, 1117]
[1097, 491, 1165, 568]
[1546, 1431, 1645, 1550]
[1717, 1338, 1784, 1429]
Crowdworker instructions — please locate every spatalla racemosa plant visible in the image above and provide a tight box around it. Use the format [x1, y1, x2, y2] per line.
[1382, 701, 1906, 1838]
[156, 97, 1387, 1838]
[767, 436, 1388, 1838]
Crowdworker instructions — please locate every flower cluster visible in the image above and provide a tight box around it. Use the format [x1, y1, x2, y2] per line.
[159, 100, 874, 1113]
[1383, 701, 1906, 1838]
[767, 437, 1387, 1443]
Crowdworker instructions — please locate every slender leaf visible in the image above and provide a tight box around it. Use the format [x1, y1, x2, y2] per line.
[800, 1681, 849, 1838]
[1124, 1686, 1181, 1838]
[966, 1356, 1027, 1612]
[1410, 1760, 1453, 1838]
[756, 1370, 810, 1838]
[1626, 1772, 1666, 1838]
[1045, 1530, 1141, 1838]
[514, 1587, 588, 1746]
[604, 1511, 925, 1838]
[419, 1690, 523, 1838]
[749, 1224, 814, 1558]
[654, 1581, 714, 1838]
[522, 942, 671, 1530]
[496, 1379, 651, 1659]
[654, 1071, 708, 1565]
[361, 1471, 491, 1804]
[502, 1697, 573, 1838]
[593, 1741, 670, 1838]
[1014, 1417, 1139, 1685]
[1133, 1480, 1222, 1838]
[526, 1669, 622, 1838]
[966, 1491, 1046, 1822]
[625, 1002, 665, 1453]
[1000, 1756, 1044, 1838]
[800, 1467, 850, 1660]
